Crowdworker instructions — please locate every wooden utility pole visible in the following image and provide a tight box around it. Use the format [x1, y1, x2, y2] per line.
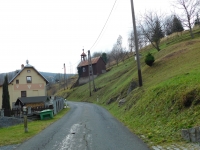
[64, 63, 66, 90]
[88, 51, 92, 96]
[88, 50, 96, 96]
[59, 73, 60, 90]
[130, 0, 143, 86]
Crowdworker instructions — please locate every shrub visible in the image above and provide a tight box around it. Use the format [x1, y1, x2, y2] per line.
[145, 53, 155, 66]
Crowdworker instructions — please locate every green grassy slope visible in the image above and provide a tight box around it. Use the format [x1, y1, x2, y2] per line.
[62, 28, 200, 146]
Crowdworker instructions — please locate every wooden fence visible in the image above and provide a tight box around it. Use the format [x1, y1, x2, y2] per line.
[3, 106, 52, 117]
[2, 97, 64, 117]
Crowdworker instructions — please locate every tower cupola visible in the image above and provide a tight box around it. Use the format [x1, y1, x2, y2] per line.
[81, 49, 87, 61]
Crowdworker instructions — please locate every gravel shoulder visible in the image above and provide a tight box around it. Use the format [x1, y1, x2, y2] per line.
[0, 117, 24, 128]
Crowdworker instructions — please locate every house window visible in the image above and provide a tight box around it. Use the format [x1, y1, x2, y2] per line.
[26, 76, 32, 83]
[27, 70, 31, 73]
[83, 67, 86, 72]
[21, 91, 26, 97]
[16, 79, 19, 84]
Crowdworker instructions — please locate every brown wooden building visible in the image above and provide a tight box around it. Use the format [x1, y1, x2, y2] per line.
[77, 50, 106, 84]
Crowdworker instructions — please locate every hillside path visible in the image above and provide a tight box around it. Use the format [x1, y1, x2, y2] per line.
[15, 101, 149, 150]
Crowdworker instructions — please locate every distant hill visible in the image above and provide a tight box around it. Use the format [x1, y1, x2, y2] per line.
[39, 72, 75, 83]
[0, 71, 76, 85]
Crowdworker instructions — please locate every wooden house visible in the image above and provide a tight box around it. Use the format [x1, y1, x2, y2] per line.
[77, 50, 106, 85]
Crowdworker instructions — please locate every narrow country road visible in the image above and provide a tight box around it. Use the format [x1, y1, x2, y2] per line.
[15, 101, 149, 150]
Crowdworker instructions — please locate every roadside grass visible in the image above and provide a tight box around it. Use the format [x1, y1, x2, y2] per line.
[113, 71, 200, 145]
[64, 28, 200, 146]
[0, 108, 70, 146]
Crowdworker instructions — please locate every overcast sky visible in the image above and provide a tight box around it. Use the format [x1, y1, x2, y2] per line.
[0, 0, 172, 74]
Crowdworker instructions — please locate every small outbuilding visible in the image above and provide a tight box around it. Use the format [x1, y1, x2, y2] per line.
[77, 49, 106, 85]
[14, 96, 49, 108]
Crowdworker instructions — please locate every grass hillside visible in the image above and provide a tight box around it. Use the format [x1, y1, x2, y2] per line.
[56, 27, 200, 147]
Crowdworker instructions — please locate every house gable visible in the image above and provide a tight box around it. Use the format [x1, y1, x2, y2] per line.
[9, 65, 48, 84]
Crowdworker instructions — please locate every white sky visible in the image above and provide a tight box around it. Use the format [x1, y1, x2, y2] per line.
[0, 0, 172, 74]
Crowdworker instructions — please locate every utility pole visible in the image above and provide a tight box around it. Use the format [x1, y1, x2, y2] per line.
[130, 0, 143, 86]
[66, 65, 68, 89]
[64, 63, 66, 90]
[59, 73, 60, 90]
[88, 52, 92, 96]
[88, 50, 96, 92]
[88, 50, 96, 96]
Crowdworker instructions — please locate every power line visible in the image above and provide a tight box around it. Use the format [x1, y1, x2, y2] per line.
[90, 0, 118, 50]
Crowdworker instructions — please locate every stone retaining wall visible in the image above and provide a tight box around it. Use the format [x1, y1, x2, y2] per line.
[182, 127, 200, 143]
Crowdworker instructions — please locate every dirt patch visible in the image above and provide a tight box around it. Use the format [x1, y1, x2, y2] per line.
[162, 48, 188, 61]
[184, 40, 199, 46]
[180, 88, 200, 108]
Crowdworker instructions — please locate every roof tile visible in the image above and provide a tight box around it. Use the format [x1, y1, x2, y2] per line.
[78, 56, 101, 67]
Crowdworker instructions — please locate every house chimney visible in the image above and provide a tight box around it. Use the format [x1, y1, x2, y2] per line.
[21, 64, 24, 69]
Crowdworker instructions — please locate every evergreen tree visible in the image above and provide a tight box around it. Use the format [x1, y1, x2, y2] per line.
[151, 20, 164, 51]
[145, 53, 155, 66]
[2, 75, 11, 110]
[101, 53, 107, 64]
[172, 16, 184, 33]
[195, 14, 200, 26]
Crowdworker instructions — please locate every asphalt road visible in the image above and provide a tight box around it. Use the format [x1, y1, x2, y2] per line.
[15, 101, 149, 150]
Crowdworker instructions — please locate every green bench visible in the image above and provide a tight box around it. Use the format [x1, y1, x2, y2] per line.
[40, 109, 53, 120]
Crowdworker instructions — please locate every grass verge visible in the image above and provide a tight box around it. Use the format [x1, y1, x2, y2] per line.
[0, 108, 70, 146]
[59, 27, 200, 147]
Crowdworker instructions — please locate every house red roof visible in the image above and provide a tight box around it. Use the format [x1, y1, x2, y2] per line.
[78, 56, 101, 67]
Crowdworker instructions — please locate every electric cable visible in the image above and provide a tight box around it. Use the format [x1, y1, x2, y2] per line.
[90, 0, 118, 50]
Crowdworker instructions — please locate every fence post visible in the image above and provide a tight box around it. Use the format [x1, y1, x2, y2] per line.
[28, 107, 31, 115]
[0, 109, 4, 117]
[53, 101, 57, 115]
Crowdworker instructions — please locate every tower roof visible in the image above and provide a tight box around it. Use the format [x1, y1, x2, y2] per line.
[81, 49, 86, 56]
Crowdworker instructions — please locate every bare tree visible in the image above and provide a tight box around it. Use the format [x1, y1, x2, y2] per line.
[173, 0, 200, 38]
[111, 35, 123, 66]
[111, 44, 120, 66]
[128, 29, 148, 53]
[106, 51, 112, 67]
[139, 11, 165, 51]
[121, 47, 128, 62]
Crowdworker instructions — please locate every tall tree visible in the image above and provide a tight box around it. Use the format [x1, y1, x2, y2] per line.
[151, 20, 164, 50]
[173, 0, 200, 38]
[139, 11, 165, 51]
[111, 43, 121, 66]
[2, 75, 11, 110]
[195, 13, 200, 26]
[172, 15, 184, 33]
[128, 29, 147, 52]
[164, 16, 173, 35]
[164, 15, 184, 35]
[101, 53, 107, 64]
[111, 35, 123, 66]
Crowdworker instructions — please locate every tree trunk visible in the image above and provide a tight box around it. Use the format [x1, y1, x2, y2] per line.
[189, 23, 194, 38]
